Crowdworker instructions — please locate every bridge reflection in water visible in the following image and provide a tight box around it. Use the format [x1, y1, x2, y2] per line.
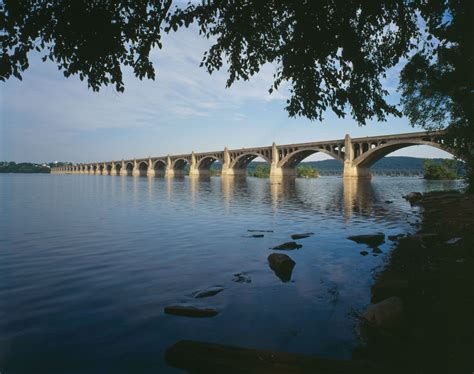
[188, 176, 383, 220]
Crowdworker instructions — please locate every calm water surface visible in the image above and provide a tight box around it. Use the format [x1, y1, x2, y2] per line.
[0, 174, 462, 373]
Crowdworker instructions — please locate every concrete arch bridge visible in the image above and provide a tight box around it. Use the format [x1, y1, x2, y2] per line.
[52, 131, 453, 179]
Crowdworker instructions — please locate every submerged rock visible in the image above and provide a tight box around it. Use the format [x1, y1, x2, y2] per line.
[164, 305, 218, 318]
[405, 192, 422, 204]
[388, 234, 404, 241]
[362, 296, 404, 330]
[400, 233, 439, 245]
[445, 237, 462, 245]
[371, 273, 409, 303]
[165, 340, 383, 373]
[272, 241, 302, 250]
[360, 250, 369, 256]
[192, 286, 224, 299]
[372, 247, 383, 254]
[290, 233, 314, 240]
[232, 272, 251, 283]
[348, 233, 385, 247]
[268, 253, 296, 282]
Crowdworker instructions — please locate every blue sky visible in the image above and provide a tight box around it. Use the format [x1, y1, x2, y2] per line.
[0, 27, 452, 163]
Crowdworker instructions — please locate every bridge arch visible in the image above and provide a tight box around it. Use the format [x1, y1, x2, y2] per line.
[105, 164, 112, 175]
[124, 162, 133, 176]
[153, 160, 166, 175]
[172, 158, 189, 171]
[230, 152, 271, 170]
[137, 161, 148, 176]
[114, 163, 122, 174]
[196, 155, 223, 170]
[353, 140, 454, 169]
[278, 148, 343, 169]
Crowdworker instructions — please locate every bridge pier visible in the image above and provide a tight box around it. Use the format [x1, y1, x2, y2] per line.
[189, 167, 210, 177]
[119, 161, 127, 176]
[221, 167, 246, 177]
[343, 134, 371, 179]
[269, 165, 296, 178]
[165, 155, 176, 177]
[269, 142, 296, 178]
[188, 152, 200, 176]
[109, 162, 116, 176]
[131, 160, 141, 176]
[147, 168, 155, 177]
[146, 158, 155, 177]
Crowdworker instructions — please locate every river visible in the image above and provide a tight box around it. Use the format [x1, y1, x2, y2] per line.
[0, 174, 463, 373]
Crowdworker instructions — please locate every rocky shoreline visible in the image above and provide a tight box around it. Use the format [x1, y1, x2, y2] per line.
[357, 191, 474, 373]
[164, 191, 473, 373]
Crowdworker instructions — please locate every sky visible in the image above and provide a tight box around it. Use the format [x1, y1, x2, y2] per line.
[0, 26, 452, 164]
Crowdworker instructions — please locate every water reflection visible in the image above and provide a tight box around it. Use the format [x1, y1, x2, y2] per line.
[343, 179, 375, 220]
[0, 174, 464, 374]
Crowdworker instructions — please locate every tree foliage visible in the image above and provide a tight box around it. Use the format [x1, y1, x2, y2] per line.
[2, 0, 420, 124]
[423, 159, 460, 180]
[296, 165, 319, 178]
[399, 0, 473, 190]
[252, 164, 270, 178]
[0, 161, 50, 173]
[1, 0, 172, 92]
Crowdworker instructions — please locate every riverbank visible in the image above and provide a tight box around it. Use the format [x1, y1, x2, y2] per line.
[358, 190, 474, 373]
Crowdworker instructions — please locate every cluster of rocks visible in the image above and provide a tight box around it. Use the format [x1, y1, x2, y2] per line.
[164, 285, 226, 318]
[267, 232, 313, 282]
[348, 233, 385, 256]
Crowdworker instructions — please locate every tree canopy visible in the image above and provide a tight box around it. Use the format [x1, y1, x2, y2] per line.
[399, 0, 473, 189]
[2, 0, 421, 124]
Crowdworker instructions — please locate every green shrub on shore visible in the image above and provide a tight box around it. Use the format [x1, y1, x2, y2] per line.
[423, 159, 460, 180]
[252, 164, 270, 178]
[297, 165, 319, 178]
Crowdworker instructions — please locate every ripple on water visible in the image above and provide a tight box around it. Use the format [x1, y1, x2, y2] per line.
[0, 174, 463, 373]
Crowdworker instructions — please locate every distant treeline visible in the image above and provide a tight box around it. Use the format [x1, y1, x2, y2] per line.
[0, 161, 71, 173]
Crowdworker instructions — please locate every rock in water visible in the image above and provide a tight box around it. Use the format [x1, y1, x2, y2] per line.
[388, 234, 404, 241]
[405, 192, 422, 204]
[348, 233, 385, 247]
[362, 296, 404, 329]
[268, 253, 296, 282]
[232, 272, 251, 283]
[272, 241, 302, 250]
[192, 286, 224, 299]
[290, 233, 314, 240]
[360, 251, 369, 256]
[164, 305, 218, 318]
